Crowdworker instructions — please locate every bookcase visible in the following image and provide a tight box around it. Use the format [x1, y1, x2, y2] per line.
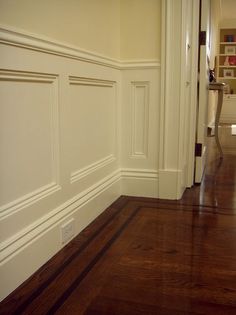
[218, 28, 236, 94]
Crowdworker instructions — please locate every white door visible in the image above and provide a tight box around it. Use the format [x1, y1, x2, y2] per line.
[195, 0, 211, 183]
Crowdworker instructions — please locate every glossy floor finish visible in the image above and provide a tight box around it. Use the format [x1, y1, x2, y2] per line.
[1, 125, 236, 314]
[183, 124, 236, 208]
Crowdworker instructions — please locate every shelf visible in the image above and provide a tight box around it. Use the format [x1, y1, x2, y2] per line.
[224, 94, 236, 98]
[220, 42, 236, 45]
[218, 29, 236, 94]
[219, 54, 236, 56]
[218, 77, 236, 80]
[219, 66, 236, 68]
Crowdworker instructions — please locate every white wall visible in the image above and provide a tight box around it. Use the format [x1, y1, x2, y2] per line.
[0, 0, 161, 300]
[220, 18, 236, 28]
[120, 0, 161, 60]
[0, 0, 162, 62]
[0, 0, 121, 59]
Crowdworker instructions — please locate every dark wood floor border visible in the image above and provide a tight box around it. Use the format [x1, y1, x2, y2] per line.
[45, 206, 142, 314]
[136, 203, 236, 216]
[124, 195, 236, 213]
[1, 197, 130, 315]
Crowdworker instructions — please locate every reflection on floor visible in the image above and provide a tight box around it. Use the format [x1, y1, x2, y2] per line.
[182, 123, 236, 209]
[1, 124, 236, 314]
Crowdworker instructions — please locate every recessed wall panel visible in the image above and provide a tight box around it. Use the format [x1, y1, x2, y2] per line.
[69, 77, 116, 182]
[0, 71, 60, 215]
[131, 81, 149, 158]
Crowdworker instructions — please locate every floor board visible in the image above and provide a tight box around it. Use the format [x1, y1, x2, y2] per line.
[1, 125, 236, 314]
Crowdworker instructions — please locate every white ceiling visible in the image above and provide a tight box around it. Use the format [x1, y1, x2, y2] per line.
[221, 0, 236, 20]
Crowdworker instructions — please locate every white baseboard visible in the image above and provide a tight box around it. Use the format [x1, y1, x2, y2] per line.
[121, 168, 158, 198]
[158, 169, 185, 199]
[0, 170, 121, 301]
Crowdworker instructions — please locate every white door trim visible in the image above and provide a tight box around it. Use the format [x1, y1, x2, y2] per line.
[159, 0, 200, 198]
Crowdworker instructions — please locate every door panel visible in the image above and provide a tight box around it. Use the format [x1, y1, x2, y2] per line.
[195, 0, 211, 183]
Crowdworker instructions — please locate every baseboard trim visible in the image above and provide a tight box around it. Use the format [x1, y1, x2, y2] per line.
[70, 155, 116, 184]
[0, 170, 120, 264]
[0, 170, 121, 301]
[158, 169, 185, 199]
[121, 168, 158, 198]
[0, 167, 160, 264]
[0, 167, 161, 300]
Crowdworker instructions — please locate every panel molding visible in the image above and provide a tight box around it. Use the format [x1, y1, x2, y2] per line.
[0, 70, 61, 219]
[121, 168, 158, 179]
[70, 155, 116, 184]
[69, 75, 118, 184]
[131, 81, 150, 159]
[69, 76, 115, 87]
[0, 167, 160, 264]
[0, 25, 160, 70]
[0, 170, 120, 264]
[121, 168, 158, 198]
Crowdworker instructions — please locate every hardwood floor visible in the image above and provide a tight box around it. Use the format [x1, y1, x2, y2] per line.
[1, 125, 236, 314]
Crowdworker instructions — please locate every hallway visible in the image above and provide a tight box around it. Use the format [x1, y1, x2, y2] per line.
[1, 125, 236, 314]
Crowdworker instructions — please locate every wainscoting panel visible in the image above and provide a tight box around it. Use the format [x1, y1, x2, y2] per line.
[0, 70, 60, 218]
[0, 39, 122, 301]
[131, 81, 149, 158]
[68, 76, 117, 185]
[121, 69, 160, 197]
[0, 27, 160, 301]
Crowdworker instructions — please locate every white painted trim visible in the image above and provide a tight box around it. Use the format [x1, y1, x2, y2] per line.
[0, 167, 160, 299]
[0, 183, 61, 220]
[158, 168, 184, 199]
[121, 168, 158, 179]
[121, 168, 158, 198]
[121, 60, 161, 69]
[159, 0, 200, 196]
[159, 0, 184, 200]
[186, 0, 200, 187]
[0, 169, 120, 264]
[70, 155, 116, 184]
[69, 76, 116, 87]
[0, 175, 121, 301]
[130, 81, 150, 159]
[159, 0, 168, 170]
[0, 25, 160, 70]
[0, 70, 61, 219]
[0, 167, 159, 263]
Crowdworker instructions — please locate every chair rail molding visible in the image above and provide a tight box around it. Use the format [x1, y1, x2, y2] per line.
[0, 25, 160, 70]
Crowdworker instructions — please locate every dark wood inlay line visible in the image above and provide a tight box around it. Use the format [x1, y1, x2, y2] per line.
[11, 199, 129, 315]
[125, 195, 236, 212]
[137, 204, 236, 216]
[45, 206, 141, 314]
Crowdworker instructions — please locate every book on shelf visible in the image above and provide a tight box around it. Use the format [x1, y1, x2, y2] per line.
[224, 34, 235, 42]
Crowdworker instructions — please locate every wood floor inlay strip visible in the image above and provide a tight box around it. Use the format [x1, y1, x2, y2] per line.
[8, 199, 129, 315]
[45, 206, 141, 314]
